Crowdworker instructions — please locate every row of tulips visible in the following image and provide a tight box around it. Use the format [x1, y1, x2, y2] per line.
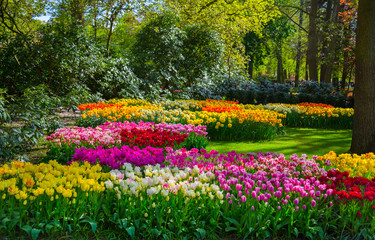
[44, 121, 208, 164]
[77, 99, 284, 141]
[318, 151, 375, 178]
[264, 103, 353, 129]
[120, 128, 188, 148]
[70, 146, 165, 170]
[1, 150, 375, 239]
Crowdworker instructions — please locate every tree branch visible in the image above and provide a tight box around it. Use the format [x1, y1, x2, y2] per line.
[279, 4, 309, 15]
[279, 9, 308, 33]
[198, 0, 219, 14]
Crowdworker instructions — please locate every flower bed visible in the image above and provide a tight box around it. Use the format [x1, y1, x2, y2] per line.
[77, 99, 285, 141]
[318, 151, 375, 178]
[45, 121, 208, 164]
[264, 103, 353, 129]
[1, 150, 375, 239]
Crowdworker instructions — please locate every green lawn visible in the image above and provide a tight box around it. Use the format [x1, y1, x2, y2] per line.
[207, 127, 352, 157]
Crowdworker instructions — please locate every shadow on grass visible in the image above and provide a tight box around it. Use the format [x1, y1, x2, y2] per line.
[207, 127, 352, 157]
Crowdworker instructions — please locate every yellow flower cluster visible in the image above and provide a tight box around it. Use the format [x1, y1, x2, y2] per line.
[0, 160, 111, 204]
[185, 109, 284, 128]
[107, 98, 154, 107]
[83, 105, 162, 122]
[80, 99, 285, 128]
[265, 103, 354, 118]
[319, 151, 375, 178]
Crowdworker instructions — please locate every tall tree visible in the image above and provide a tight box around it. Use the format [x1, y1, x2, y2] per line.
[263, 16, 295, 83]
[101, 0, 147, 57]
[243, 31, 268, 79]
[319, 0, 340, 84]
[350, 0, 375, 154]
[295, 0, 304, 86]
[339, 0, 357, 90]
[319, 0, 332, 83]
[163, 0, 279, 73]
[307, 0, 318, 81]
[0, 0, 48, 36]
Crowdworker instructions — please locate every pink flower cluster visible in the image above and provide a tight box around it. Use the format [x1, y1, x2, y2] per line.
[165, 148, 333, 208]
[69, 145, 165, 169]
[46, 121, 208, 148]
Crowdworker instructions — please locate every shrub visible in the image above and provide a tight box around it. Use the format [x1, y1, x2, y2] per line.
[0, 86, 62, 163]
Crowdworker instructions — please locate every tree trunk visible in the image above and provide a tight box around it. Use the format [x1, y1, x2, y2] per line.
[320, 0, 332, 83]
[71, 0, 85, 26]
[341, 49, 349, 90]
[295, 0, 304, 87]
[94, 1, 98, 41]
[106, 18, 114, 57]
[350, 0, 375, 154]
[305, 52, 309, 80]
[248, 57, 254, 79]
[307, 0, 318, 81]
[277, 47, 284, 83]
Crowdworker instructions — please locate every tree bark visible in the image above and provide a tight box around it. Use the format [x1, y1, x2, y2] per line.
[307, 0, 318, 81]
[295, 0, 304, 87]
[71, 0, 85, 26]
[106, 5, 123, 57]
[106, 17, 115, 57]
[320, 0, 332, 83]
[350, 0, 375, 154]
[305, 52, 309, 80]
[277, 46, 284, 83]
[341, 49, 349, 90]
[248, 57, 253, 79]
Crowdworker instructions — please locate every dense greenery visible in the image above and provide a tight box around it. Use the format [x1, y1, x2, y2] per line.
[0, 86, 62, 163]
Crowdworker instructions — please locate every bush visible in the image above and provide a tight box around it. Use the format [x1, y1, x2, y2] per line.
[0, 23, 144, 102]
[131, 12, 224, 95]
[0, 86, 62, 163]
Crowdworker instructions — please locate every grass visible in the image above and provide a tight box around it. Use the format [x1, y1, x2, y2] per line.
[207, 127, 352, 157]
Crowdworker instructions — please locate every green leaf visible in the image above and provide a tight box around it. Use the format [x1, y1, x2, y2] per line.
[80, 218, 97, 233]
[196, 228, 206, 238]
[126, 226, 135, 238]
[31, 228, 42, 240]
[225, 226, 237, 232]
[2, 217, 10, 229]
[277, 219, 289, 230]
[151, 228, 161, 236]
[102, 204, 111, 216]
[118, 218, 127, 229]
[45, 224, 53, 233]
[243, 227, 254, 239]
[21, 225, 32, 235]
[294, 227, 299, 237]
[225, 217, 240, 227]
[162, 233, 169, 240]
[134, 220, 140, 228]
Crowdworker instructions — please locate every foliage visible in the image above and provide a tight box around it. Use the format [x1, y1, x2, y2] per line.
[0, 22, 145, 102]
[298, 81, 348, 107]
[0, 24, 102, 96]
[0, 86, 62, 163]
[191, 78, 352, 108]
[131, 12, 224, 93]
[90, 57, 144, 100]
[0, 0, 48, 36]
[163, 0, 280, 70]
